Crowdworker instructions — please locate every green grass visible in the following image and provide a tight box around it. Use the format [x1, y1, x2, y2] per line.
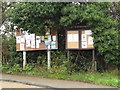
[2, 66, 119, 87]
[20, 68, 119, 87]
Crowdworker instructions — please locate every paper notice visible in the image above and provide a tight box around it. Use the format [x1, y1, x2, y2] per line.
[20, 36, 25, 43]
[82, 41, 87, 48]
[48, 35, 51, 41]
[73, 34, 78, 42]
[81, 34, 87, 41]
[88, 36, 93, 45]
[26, 40, 31, 47]
[52, 36, 56, 41]
[26, 35, 31, 40]
[31, 40, 35, 48]
[36, 36, 41, 43]
[30, 34, 35, 40]
[36, 41, 40, 48]
[67, 34, 73, 42]
[20, 43, 24, 50]
[51, 41, 56, 49]
[16, 36, 21, 43]
[85, 30, 92, 35]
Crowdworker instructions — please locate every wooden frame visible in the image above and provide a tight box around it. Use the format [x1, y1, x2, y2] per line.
[66, 29, 94, 50]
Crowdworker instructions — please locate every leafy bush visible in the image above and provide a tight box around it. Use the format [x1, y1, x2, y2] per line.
[23, 63, 35, 71]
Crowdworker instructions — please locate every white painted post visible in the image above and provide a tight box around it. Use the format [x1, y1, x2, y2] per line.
[47, 50, 51, 69]
[23, 51, 26, 68]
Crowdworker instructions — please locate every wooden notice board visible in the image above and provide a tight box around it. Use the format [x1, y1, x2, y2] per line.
[66, 29, 94, 50]
[16, 29, 58, 51]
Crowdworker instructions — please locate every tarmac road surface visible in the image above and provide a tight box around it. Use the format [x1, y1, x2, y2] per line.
[0, 81, 42, 88]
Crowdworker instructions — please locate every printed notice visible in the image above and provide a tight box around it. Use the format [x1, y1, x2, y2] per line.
[82, 41, 87, 48]
[20, 36, 25, 43]
[26, 35, 31, 40]
[52, 36, 56, 41]
[73, 34, 78, 42]
[20, 43, 24, 50]
[31, 40, 35, 48]
[16, 36, 21, 43]
[81, 34, 87, 41]
[36, 41, 40, 48]
[67, 34, 73, 42]
[26, 40, 31, 47]
[88, 36, 93, 45]
[30, 34, 35, 40]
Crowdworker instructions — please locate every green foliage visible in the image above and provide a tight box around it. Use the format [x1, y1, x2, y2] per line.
[6, 2, 119, 69]
[37, 55, 47, 66]
[23, 63, 35, 71]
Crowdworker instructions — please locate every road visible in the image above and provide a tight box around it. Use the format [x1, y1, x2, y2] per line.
[0, 81, 42, 88]
[1, 74, 116, 88]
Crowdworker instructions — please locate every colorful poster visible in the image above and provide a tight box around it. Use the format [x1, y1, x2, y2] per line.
[31, 40, 35, 48]
[48, 35, 51, 41]
[20, 36, 25, 43]
[20, 43, 24, 50]
[88, 36, 93, 45]
[41, 36, 44, 42]
[16, 36, 21, 43]
[81, 34, 87, 41]
[85, 30, 92, 35]
[26, 40, 31, 47]
[51, 41, 56, 49]
[82, 41, 87, 48]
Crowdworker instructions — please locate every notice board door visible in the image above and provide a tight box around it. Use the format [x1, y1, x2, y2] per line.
[66, 31, 79, 49]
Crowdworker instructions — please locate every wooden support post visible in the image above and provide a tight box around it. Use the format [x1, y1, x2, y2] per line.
[92, 49, 97, 71]
[67, 50, 70, 61]
[47, 50, 51, 69]
[23, 51, 26, 68]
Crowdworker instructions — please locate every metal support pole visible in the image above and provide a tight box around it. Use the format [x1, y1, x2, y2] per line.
[23, 51, 26, 68]
[47, 50, 51, 69]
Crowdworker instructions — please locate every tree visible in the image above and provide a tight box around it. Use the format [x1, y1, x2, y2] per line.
[6, 2, 119, 69]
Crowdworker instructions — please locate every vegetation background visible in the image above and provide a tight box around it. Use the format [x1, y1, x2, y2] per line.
[1, 2, 119, 87]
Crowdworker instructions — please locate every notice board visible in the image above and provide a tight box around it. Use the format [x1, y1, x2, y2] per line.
[66, 30, 94, 50]
[16, 29, 58, 51]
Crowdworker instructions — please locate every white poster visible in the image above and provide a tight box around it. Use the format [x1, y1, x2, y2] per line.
[16, 36, 21, 43]
[36, 36, 41, 43]
[25, 35, 31, 40]
[85, 30, 92, 35]
[20, 43, 24, 50]
[26, 40, 31, 47]
[31, 40, 35, 48]
[67, 34, 73, 42]
[36, 41, 40, 48]
[20, 36, 25, 43]
[88, 37, 93, 45]
[52, 36, 56, 41]
[30, 34, 35, 40]
[81, 34, 87, 41]
[82, 41, 87, 48]
[73, 34, 78, 42]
